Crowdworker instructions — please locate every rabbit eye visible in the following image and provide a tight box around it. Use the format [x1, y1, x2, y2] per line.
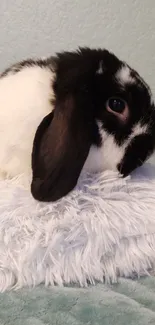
[106, 98, 127, 114]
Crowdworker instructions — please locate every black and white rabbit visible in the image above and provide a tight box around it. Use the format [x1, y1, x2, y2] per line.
[0, 47, 155, 202]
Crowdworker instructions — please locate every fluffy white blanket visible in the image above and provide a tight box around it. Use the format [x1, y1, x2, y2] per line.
[0, 163, 155, 292]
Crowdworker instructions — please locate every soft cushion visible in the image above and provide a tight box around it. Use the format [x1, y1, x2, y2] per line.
[0, 163, 155, 291]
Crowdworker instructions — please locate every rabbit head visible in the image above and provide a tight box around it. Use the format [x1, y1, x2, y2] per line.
[31, 48, 155, 201]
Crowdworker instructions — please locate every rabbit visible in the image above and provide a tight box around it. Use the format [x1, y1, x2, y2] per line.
[0, 47, 155, 202]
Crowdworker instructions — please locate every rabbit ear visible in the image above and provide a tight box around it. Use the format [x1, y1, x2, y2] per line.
[31, 96, 92, 202]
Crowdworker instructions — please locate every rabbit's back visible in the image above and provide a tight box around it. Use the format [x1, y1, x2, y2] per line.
[0, 64, 55, 184]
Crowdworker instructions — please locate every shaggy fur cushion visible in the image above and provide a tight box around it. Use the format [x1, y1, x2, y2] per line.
[0, 163, 155, 291]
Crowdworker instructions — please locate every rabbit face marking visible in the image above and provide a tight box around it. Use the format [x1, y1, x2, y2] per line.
[115, 65, 135, 86]
[96, 60, 104, 75]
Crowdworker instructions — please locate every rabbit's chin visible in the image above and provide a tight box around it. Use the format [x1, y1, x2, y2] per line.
[83, 130, 125, 174]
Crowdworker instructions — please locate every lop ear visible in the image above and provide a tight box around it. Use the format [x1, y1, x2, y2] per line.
[31, 96, 93, 202]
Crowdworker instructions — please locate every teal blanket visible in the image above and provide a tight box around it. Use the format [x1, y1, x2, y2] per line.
[1, 277, 155, 325]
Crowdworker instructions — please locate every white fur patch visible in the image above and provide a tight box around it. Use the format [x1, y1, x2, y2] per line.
[96, 60, 103, 74]
[116, 65, 135, 86]
[130, 123, 148, 139]
[0, 65, 55, 184]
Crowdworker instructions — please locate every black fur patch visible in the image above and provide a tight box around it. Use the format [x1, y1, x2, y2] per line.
[53, 48, 155, 146]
